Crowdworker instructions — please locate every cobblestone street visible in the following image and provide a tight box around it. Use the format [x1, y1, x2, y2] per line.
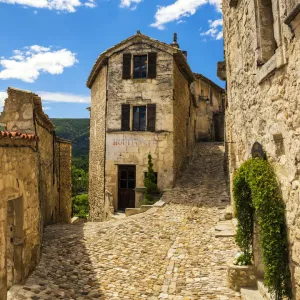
[8, 143, 240, 300]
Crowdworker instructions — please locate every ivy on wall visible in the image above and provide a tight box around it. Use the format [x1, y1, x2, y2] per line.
[233, 158, 292, 299]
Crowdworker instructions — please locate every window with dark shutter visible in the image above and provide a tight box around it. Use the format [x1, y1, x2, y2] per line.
[121, 104, 130, 131]
[147, 104, 156, 132]
[123, 54, 132, 79]
[148, 52, 157, 79]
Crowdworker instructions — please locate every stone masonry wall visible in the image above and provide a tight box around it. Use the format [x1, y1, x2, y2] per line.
[0, 88, 72, 299]
[223, 0, 300, 296]
[173, 60, 193, 180]
[104, 43, 175, 210]
[57, 140, 72, 223]
[0, 141, 40, 300]
[89, 66, 108, 222]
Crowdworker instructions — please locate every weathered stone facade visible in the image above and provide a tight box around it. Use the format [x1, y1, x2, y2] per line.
[87, 32, 199, 221]
[191, 74, 225, 142]
[0, 88, 72, 300]
[223, 0, 300, 297]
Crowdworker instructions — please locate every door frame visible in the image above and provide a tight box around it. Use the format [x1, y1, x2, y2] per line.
[118, 165, 136, 211]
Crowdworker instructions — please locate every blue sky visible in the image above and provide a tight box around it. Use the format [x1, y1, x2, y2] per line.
[0, 0, 224, 118]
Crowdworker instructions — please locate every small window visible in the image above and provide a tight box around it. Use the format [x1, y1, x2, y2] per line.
[133, 106, 146, 131]
[134, 55, 147, 79]
[144, 172, 158, 185]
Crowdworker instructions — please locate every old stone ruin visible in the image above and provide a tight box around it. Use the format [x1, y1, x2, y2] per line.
[0, 87, 72, 300]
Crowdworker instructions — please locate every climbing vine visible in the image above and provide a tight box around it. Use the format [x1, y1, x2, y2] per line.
[233, 158, 292, 299]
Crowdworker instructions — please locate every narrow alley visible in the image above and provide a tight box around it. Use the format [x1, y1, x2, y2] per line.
[8, 143, 240, 300]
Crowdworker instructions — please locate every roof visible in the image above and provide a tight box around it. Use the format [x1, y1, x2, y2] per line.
[194, 73, 225, 92]
[0, 131, 39, 141]
[87, 32, 195, 88]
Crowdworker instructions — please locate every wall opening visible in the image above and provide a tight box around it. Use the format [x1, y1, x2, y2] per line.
[255, 0, 277, 64]
[6, 197, 24, 291]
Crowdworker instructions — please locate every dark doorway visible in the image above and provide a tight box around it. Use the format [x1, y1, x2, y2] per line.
[6, 197, 24, 290]
[118, 165, 136, 210]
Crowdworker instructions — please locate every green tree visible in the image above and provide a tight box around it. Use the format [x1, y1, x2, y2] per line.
[73, 194, 89, 218]
[143, 154, 158, 205]
[72, 166, 89, 197]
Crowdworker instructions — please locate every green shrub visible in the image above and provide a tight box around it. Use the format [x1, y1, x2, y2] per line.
[233, 158, 292, 299]
[73, 194, 89, 218]
[143, 154, 159, 205]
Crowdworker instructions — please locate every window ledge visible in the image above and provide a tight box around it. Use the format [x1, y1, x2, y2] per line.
[107, 130, 171, 135]
[256, 47, 286, 84]
[284, 4, 300, 26]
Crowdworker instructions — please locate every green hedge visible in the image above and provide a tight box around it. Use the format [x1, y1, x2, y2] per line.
[233, 158, 292, 299]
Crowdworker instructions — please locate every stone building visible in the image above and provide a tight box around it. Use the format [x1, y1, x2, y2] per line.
[191, 73, 225, 142]
[222, 0, 300, 297]
[0, 88, 72, 300]
[86, 32, 203, 221]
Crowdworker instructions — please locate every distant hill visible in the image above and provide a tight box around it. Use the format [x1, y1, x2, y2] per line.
[51, 118, 90, 171]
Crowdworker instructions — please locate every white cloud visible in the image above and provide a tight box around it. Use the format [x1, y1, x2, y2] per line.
[120, 0, 142, 9]
[0, 45, 78, 83]
[0, 0, 96, 12]
[200, 18, 223, 40]
[0, 90, 90, 113]
[0, 92, 7, 108]
[151, 0, 221, 30]
[37, 91, 90, 103]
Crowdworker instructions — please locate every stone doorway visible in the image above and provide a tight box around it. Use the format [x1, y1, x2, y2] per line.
[118, 165, 136, 210]
[6, 197, 24, 290]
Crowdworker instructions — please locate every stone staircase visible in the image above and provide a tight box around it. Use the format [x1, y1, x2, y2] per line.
[241, 280, 272, 300]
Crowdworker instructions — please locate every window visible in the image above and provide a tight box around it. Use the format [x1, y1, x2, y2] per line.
[122, 53, 157, 80]
[255, 0, 277, 64]
[133, 106, 146, 131]
[121, 104, 156, 132]
[134, 56, 147, 79]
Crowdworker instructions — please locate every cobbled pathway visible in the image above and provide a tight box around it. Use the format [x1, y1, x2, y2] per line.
[8, 143, 240, 300]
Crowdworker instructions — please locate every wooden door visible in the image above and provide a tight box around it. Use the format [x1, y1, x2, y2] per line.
[6, 200, 15, 289]
[118, 166, 136, 210]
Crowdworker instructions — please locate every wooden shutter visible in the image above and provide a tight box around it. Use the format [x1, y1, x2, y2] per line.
[121, 104, 130, 131]
[148, 52, 157, 79]
[123, 54, 132, 79]
[147, 104, 156, 132]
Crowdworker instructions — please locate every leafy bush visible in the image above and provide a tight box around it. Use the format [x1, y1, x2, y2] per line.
[234, 251, 252, 266]
[233, 158, 292, 299]
[143, 154, 159, 205]
[73, 194, 89, 218]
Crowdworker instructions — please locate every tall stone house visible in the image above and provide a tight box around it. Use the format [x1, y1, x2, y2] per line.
[191, 73, 225, 142]
[222, 0, 300, 297]
[0, 88, 72, 300]
[87, 32, 225, 221]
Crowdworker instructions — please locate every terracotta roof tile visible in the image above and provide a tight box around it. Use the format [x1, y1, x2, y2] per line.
[0, 131, 39, 141]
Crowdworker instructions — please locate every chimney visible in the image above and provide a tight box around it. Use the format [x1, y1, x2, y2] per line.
[171, 33, 180, 48]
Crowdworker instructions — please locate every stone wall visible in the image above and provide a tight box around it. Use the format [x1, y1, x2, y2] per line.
[191, 74, 225, 142]
[223, 0, 300, 296]
[88, 66, 108, 222]
[0, 140, 40, 300]
[0, 88, 72, 299]
[57, 139, 72, 223]
[173, 61, 193, 180]
[104, 43, 175, 210]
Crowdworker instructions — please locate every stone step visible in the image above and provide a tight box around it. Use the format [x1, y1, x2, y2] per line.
[257, 280, 272, 299]
[241, 288, 264, 300]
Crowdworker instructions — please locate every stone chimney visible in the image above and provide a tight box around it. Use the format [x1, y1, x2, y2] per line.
[171, 33, 180, 48]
